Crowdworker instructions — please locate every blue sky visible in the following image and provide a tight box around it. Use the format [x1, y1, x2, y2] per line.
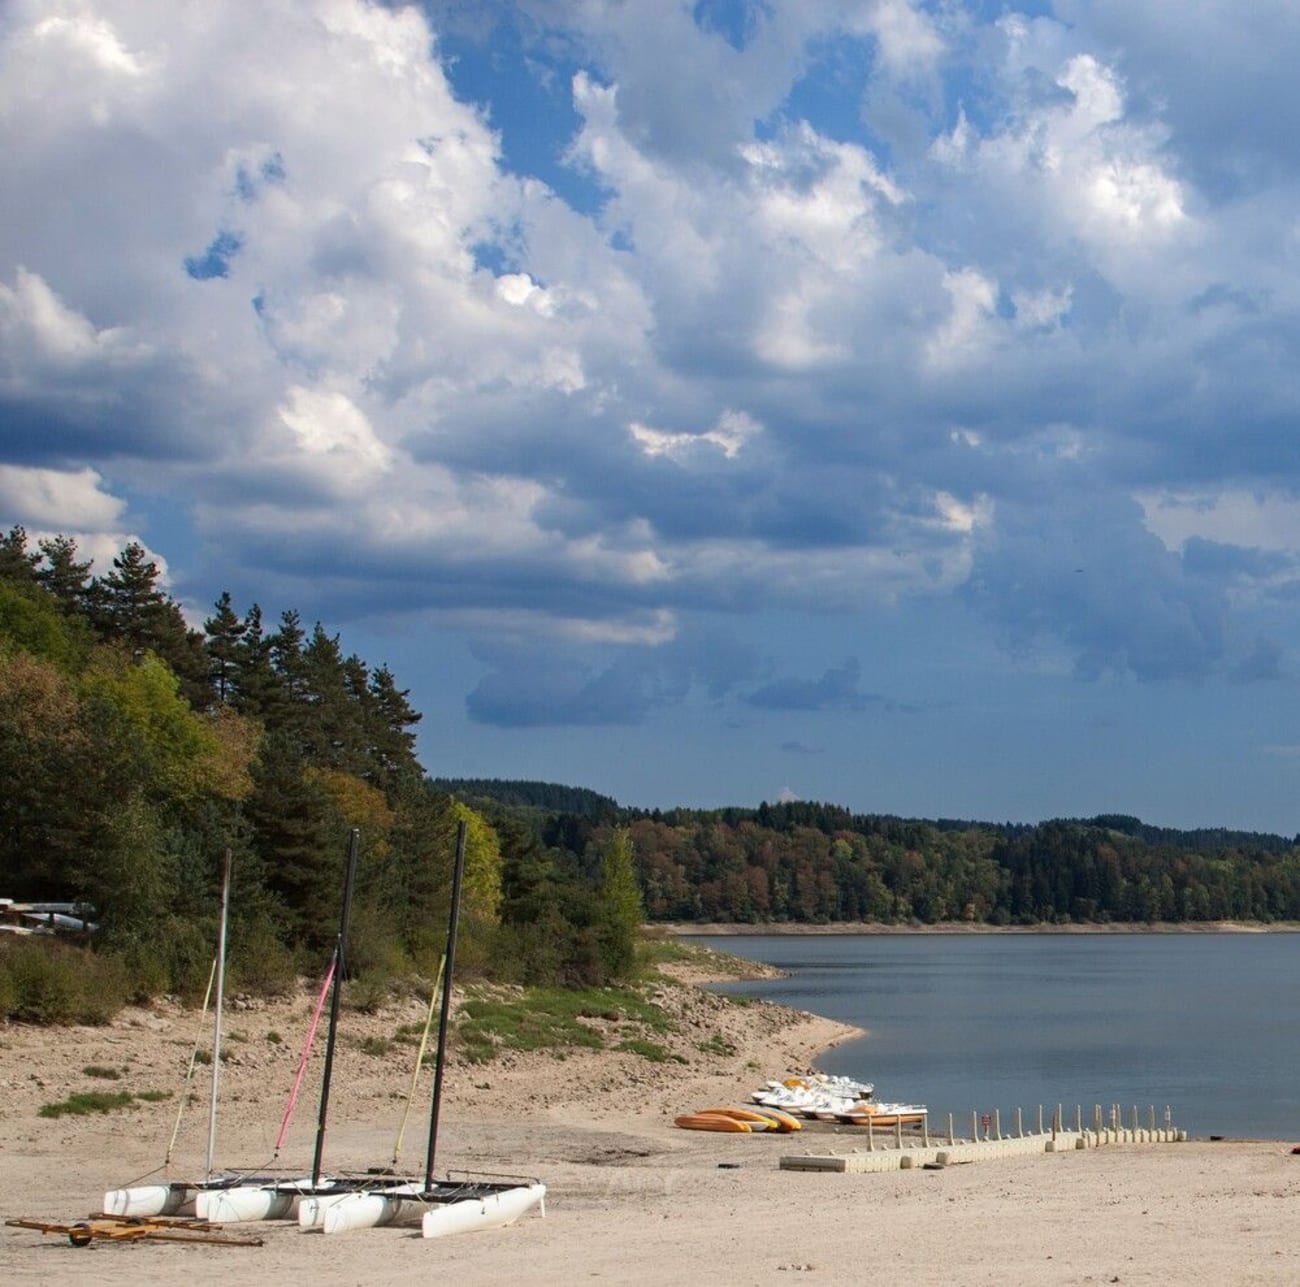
[3, 0, 1300, 833]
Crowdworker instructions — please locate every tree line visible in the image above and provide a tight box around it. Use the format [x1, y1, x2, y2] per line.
[0, 526, 642, 1013]
[460, 787, 1300, 926]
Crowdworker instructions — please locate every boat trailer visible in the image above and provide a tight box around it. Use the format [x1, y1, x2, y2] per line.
[6, 1214, 264, 1248]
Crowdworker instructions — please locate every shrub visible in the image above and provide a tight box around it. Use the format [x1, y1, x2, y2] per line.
[0, 939, 128, 1024]
[227, 916, 296, 998]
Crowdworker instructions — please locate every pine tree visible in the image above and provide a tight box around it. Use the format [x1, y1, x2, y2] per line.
[0, 525, 38, 584]
[231, 603, 279, 719]
[35, 534, 92, 613]
[367, 664, 422, 787]
[204, 591, 247, 705]
[89, 542, 211, 708]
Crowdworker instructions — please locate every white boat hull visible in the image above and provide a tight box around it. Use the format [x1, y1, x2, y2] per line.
[298, 1190, 362, 1229]
[102, 1183, 194, 1218]
[200, 1181, 315, 1222]
[320, 1186, 424, 1234]
[421, 1183, 546, 1239]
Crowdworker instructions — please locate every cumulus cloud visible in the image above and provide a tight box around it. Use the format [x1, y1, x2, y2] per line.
[4, 0, 1300, 740]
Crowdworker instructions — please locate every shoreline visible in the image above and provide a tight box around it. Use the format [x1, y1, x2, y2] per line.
[665, 918, 1300, 935]
[4, 969, 1300, 1283]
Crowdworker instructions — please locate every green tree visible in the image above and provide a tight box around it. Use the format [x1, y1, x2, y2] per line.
[35, 534, 92, 614]
[0, 525, 38, 584]
[595, 828, 642, 979]
[204, 591, 247, 705]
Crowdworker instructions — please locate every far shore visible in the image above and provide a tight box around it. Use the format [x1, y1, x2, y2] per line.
[664, 918, 1300, 935]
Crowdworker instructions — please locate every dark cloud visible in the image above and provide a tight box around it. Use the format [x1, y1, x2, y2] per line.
[746, 658, 878, 711]
[464, 627, 760, 728]
[968, 493, 1227, 682]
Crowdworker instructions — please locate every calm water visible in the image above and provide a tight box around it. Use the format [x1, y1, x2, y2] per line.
[698, 933, 1300, 1140]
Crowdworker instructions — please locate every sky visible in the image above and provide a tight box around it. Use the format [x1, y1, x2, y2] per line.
[3, 1, 1300, 835]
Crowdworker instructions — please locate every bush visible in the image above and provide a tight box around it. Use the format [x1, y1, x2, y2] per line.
[227, 915, 296, 998]
[0, 939, 129, 1024]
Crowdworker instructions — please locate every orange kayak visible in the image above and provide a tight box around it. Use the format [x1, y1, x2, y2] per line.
[674, 1113, 752, 1132]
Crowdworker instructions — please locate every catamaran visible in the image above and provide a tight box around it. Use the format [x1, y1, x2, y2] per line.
[105, 834, 362, 1219]
[205, 821, 545, 1237]
[296, 820, 545, 1237]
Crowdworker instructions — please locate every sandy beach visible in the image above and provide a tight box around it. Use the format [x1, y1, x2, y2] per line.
[3, 962, 1298, 1285]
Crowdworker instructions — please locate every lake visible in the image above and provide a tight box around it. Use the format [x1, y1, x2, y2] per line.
[696, 932, 1300, 1140]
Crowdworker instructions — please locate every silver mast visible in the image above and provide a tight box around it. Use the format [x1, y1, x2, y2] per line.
[206, 847, 232, 1178]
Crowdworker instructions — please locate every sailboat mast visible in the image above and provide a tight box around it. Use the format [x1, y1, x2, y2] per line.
[205, 847, 232, 1178]
[424, 819, 468, 1189]
[312, 828, 360, 1188]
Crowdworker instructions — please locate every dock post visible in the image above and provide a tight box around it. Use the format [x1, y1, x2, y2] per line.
[1037, 1104, 1044, 1135]
[1016, 1107, 1023, 1139]
[895, 1116, 903, 1149]
[1075, 1105, 1082, 1134]
[994, 1109, 1001, 1141]
[866, 1115, 874, 1152]
[922, 1115, 929, 1148]
[947, 1113, 954, 1147]
[972, 1111, 979, 1142]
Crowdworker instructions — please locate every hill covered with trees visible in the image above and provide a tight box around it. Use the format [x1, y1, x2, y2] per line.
[449, 773, 1300, 927]
[0, 526, 642, 1016]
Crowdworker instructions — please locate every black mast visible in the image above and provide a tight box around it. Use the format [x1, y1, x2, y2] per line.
[312, 827, 360, 1188]
[424, 819, 467, 1189]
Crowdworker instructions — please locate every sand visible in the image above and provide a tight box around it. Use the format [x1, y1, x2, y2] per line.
[3, 962, 1298, 1285]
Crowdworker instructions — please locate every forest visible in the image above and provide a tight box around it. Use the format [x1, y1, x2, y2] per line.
[443, 785, 1300, 927]
[5, 523, 1300, 1024]
[0, 526, 642, 1017]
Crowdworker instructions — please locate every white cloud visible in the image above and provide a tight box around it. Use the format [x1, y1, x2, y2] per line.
[278, 386, 393, 477]
[630, 409, 762, 462]
[0, 464, 124, 529]
[2, 0, 1298, 707]
[0, 268, 129, 365]
[1139, 489, 1300, 556]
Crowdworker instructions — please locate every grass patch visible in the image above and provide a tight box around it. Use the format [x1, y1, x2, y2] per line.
[695, 1034, 735, 1057]
[81, 1064, 123, 1080]
[635, 934, 697, 970]
[266, 1030, 283, 1045]
[39, 1086, 173, 1117]
[456, 984, 674, 1064]
[39, 1090, 135, 1119]
[358, 1035, 392, 1058]
[615, 1038, 686, 1064]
